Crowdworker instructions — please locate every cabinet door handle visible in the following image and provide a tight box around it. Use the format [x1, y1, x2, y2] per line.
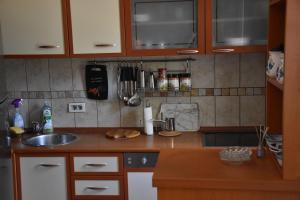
[38, 163, 62, 167]
[38, 45, 60, 49]
[212, 49, 235, 53]
[176, 50, 199, 55]
[94, 43, 116, 47]
[0, 166, 7, 169]
[85, 186, 110, 191]
[84, 163, 108, 167]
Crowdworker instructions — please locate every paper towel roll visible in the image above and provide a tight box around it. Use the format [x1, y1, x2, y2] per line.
[144, 107, 153, 135]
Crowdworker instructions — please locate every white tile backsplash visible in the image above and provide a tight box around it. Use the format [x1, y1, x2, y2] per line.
[49, 59, 73, 91]
[3, 54, 266, 128]
[215, 54, 239, 88]
[5, 59, 27, 91]
[26, 59, 50, 91]
[74, 98, 97, 127]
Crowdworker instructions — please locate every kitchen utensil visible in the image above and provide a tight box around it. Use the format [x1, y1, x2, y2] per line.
[105, 129, 141, 139]
[127, 93, 142, 107]
[86, 65, 108, 100]
[149, 72, 155, 89]
[165, 118, 175, 131]
[140, 70, 145, 89]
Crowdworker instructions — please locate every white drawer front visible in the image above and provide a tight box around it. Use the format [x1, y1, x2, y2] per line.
[75, 180, 119, 196]
[20, 157, 67, 200]
[74, 157, 119, 172]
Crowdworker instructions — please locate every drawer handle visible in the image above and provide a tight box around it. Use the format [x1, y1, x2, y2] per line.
[0, 166, 7, 169]
[84, 163, 108, 167]
[176, 50, 199, 55]
[212, 49, 235, 53]
[94, 43, 116, 47]
[38, 45, 60, 49]
[85, 186, 110, 191]
[38, 163, 62, 167]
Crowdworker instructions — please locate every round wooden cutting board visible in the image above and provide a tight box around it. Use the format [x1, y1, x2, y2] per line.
[106, 129, 141, 139]
[158, 131, 182, 137]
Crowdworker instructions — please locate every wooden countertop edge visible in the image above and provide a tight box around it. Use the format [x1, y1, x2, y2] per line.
[11, 148, 162, 154]
[152, 178, 300, 192]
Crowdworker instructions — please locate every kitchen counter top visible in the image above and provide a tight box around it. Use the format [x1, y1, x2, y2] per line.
[153, 149, 300, 192]
[11, 128, 203, 153]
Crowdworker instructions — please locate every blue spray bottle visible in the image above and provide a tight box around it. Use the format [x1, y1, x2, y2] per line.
[11, 99, 24, 128]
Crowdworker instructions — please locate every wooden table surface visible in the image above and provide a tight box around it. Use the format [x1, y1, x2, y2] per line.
[153, 149, 300, 192]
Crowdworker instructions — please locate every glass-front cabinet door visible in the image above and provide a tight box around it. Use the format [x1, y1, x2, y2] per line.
[125, 0, 205, 56]
[206, 0, 268, 53]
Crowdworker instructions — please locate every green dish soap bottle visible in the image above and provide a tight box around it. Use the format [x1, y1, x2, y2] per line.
[42, 101, 53, 133]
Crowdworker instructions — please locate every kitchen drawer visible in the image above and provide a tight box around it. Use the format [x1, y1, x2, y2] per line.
[75, 180, 120, 196]
[71, 154, 123, 175]
[72, 176, 124, 200]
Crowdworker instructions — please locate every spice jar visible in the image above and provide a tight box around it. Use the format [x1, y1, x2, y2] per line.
[158, 68, 167, 79]
[179, 73, 191, 91]
[158, 78, 168, 91]
[167, 74, 179, 91]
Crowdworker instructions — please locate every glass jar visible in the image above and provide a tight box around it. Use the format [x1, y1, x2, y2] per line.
[179, 73, 191, 91]
[168, 74, 179, 91]
[158, 78, 168, 91]
[158, 68, 167, 79]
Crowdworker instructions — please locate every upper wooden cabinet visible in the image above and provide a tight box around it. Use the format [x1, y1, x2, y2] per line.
[206, 0, 268, 53]
[68, 0, 125, 56]
[0, 0, 68, 57]
[124, 0, 205, 56]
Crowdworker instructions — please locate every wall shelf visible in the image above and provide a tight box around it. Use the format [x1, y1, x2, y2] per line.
[267, 77, 283, 91]
[270, 0, 285, 6]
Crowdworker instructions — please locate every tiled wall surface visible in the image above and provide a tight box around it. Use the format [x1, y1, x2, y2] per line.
[4, 53, 266, 128]
[0, 27, 8, 131]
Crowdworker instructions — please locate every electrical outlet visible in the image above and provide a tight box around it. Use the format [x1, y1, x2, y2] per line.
[68, 103, 86, 113]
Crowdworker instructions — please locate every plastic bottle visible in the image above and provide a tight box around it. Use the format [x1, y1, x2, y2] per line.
[11, 99, 24, 128]
[42, 101, 53, 133]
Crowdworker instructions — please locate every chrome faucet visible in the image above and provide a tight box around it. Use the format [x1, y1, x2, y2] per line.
[31, 121, 43, 135]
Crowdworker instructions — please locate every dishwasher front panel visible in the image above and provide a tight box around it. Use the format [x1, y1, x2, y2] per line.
[127, 172, 157, 200]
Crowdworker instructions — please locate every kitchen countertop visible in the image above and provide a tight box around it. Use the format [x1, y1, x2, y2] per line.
[153, 149, 300, 192]
[10, 128, 300, 193]
[11, 128, 203, 153]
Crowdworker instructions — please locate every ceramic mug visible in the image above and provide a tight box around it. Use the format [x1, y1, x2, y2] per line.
[276, 57, 284, 84]
[266, 51, 284, 78]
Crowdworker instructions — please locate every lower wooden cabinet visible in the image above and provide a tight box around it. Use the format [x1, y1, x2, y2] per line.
[17, 154, 69, 200]
[70, 153, 124, 200]
[14, 153, 124, 200]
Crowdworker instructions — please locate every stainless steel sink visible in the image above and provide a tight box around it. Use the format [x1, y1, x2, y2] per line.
[22, 133, 78, 147]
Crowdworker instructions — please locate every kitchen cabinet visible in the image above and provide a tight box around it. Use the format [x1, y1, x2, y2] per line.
[70, 153, 124, 200]
[0, 0, 69, 57]
[267, 0, 300, 180]
[124, 0, 205, 56]
[68, 0, 125, 56]
[205, 0, 268, 53]
[17, 155, 69, 200]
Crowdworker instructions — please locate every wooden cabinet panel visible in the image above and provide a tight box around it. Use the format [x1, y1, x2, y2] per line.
[68, 0, 125, 56]
[19, 156, 68, 200]
[74, 179, 120, 196]
[73, 156, 119, 173]
[0, 0, 68, 56]
[124, 0, 205, 56]
[205, 0, 268, 53]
